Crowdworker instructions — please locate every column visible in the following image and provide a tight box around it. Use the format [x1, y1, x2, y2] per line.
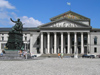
[41, 32, 43, 54]
[30, 34, 33, 54]
[67, 32, 70, 54]
[47, 32, 50, 54]
[88, 32, 90, 53]
[61, 32, 63, 53]
[81, 32, 84, 54]
[54, 32, 57, 54]
[74, 32, 77, 54]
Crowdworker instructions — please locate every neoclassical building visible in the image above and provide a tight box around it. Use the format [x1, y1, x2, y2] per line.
[0, 11, 100, 55]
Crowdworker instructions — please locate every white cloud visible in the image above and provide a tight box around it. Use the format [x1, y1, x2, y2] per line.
[0, 0, 15, 9]
[0, 11, 10, 19]
[0, 0, 43, 27]
[9, 15, 43, 27]
[20, 16, 43, 27]
[67, 2, 71, 6]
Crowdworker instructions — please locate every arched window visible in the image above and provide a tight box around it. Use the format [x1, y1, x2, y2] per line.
[94, 36, 97, 45]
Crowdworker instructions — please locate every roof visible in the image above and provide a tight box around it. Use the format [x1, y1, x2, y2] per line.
[50, 11, 90, 21]
[38, 17, 91, 28]
[0, 27, 39, 32]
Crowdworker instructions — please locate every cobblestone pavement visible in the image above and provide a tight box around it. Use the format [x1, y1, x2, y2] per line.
[0, 58, 100, 75]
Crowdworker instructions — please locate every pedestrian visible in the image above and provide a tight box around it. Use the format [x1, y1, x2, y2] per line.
[61, 53, 64, 59]
[2, 50, 5, 54]
[19, 50, 22, 57]
[23, 50, 27, 59]
[0, 52, 3, 56]
[58, 53, 61, 58]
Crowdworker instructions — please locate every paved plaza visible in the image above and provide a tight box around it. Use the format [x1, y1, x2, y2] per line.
[0, 58, 100, 75]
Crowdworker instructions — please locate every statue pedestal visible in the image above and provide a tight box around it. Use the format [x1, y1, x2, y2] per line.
[6, 32, 23, 50]
[5, 50, 19, 57]
[0, 50, 23, 60]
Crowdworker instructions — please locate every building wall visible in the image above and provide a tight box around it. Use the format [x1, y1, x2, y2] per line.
[0, 30, 100, 55]
[90, 32, 100, 54]
[30, 32, 40, 54]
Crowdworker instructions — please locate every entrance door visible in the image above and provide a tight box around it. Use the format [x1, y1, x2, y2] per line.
[84, 47, 87, 54]
[72, 47, 74, 54]
[78, 46, 81, 54]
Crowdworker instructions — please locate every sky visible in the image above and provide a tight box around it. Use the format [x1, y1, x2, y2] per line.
[0, 0, 100, 28]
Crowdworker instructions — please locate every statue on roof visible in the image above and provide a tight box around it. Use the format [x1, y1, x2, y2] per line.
[10, 18, 23, 33]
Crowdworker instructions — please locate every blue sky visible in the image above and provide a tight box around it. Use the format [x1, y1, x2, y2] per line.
[0, 0, 100, 28]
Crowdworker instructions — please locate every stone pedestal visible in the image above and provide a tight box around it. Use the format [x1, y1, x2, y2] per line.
[0, 50, 22, 60]
[6, 32, 24, 50]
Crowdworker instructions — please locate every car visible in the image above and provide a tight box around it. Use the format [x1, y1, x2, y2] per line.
[96, 55, 100, 58]
[32, 55, 37, 57]
[82, 54, 90, 58]
[82, 54, 95, 58]
[89, 55, 95, 58]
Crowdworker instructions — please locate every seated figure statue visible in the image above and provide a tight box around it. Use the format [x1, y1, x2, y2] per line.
[10, 18, 23, 33]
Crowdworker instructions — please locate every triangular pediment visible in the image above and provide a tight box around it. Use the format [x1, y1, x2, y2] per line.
[50, 11, 90, 21]
[39, 18, 91, 28]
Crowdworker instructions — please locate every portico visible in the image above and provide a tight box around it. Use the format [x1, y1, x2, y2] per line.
[40, 31, 90, 54]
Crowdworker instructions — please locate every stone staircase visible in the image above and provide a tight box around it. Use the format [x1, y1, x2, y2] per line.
[40, 54, 83, 57]
[0, 51, 31, 60]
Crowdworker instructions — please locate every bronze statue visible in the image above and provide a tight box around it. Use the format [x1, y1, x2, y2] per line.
[10, 18, 23, 33]
[6, 18, 24, 50]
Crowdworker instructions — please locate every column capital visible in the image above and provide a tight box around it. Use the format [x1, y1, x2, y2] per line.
[87, 32, 90, 34]
[60, 32, 63, 34]
[81, 32, 83, 35]
[41, 32, 43, 34]
[47, 32, 50, 34]
[30, 34, 33, 36]
[67, 32, 70, 34]
[74, 32, 77, 34]
[54, 32, 57, 34]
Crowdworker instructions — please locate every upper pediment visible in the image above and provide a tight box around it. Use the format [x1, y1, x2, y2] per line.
[39, 18, 91, 28]
[50, 11, 90, 21]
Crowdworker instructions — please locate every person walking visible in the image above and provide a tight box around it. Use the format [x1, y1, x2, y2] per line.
[19, 50, 22, 57]
[58, 53, 60, 58]
[23, 50, 27, 59]
[61, 53, 64, 59]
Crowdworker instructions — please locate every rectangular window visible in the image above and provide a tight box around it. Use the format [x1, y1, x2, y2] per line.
[2, 37, 4, 41]
[94, 37, 97, 45]
[94, 47, 97, 53]
[25, 37, 27, 41]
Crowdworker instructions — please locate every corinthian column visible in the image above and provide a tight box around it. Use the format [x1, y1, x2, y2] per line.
[54, 32, 57, 54]
[47, 32, 50, 54]
[41, 32, 43, 54]
[81, 32, 84, 54]
[67, 32, 70, 54]
[61, 32, 63, 53]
